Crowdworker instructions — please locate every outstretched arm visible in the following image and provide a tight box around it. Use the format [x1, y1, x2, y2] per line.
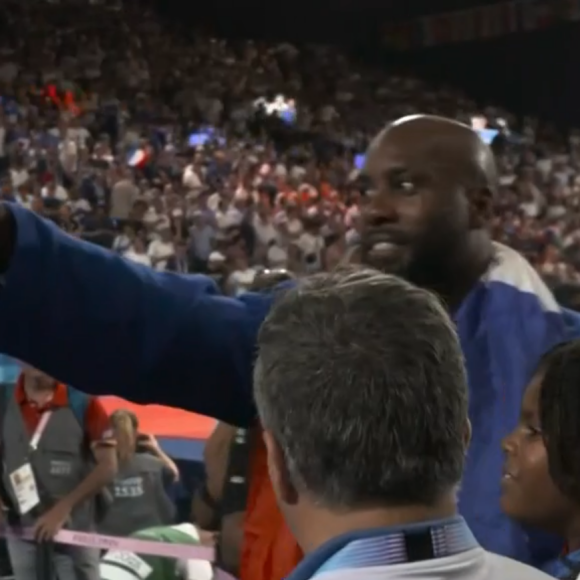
[0, 204, 268, 426]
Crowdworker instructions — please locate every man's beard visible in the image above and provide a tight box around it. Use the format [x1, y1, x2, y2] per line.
[360, 248, 410, 278]
[356, 235, 462, 293]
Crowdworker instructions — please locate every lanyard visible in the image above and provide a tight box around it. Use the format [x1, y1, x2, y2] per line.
[29, 411, 53, 451]
[311, 518, 478, 577]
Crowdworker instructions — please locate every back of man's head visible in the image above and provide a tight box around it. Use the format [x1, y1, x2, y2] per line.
[254, 266, 468, 516]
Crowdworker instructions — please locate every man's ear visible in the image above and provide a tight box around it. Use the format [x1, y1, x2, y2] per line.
[263, 430, 299, 506]
[468, 188, 493, 229]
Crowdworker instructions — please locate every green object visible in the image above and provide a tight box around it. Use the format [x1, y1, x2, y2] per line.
[99, 524, 213, 580]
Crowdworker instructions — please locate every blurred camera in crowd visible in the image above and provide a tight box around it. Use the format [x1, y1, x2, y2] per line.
[253, 95, 297, 126]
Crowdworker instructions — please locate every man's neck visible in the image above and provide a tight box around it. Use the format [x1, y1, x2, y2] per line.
[295, 493, 458, 555]
[569, 537, 580, 554]
[412, 232, 494, 312]
[564, 516, 580, 553]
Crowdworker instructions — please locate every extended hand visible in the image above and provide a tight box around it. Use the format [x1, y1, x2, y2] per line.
[33, 502, 71, 541]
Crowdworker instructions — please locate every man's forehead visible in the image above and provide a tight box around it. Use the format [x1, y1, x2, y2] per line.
[367, 133, 435, 171]
[367, 126, 471, 173]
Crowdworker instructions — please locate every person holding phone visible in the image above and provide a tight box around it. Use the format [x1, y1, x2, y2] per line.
[98, 409, 178, 537]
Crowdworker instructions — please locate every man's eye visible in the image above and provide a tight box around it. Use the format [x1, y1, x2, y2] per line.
[396, 179, 415, 193]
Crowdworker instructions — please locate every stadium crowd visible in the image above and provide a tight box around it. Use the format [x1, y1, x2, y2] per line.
[2, 0, 580, 297]
[4, 2, 580, 580]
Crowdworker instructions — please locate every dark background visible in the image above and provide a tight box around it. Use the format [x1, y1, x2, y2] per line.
[151, 0, 580, 129]
[393, 24, 580, 129]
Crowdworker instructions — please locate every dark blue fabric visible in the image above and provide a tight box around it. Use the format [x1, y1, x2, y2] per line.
[157, 437, 204, 461]
[0, 203, 262, 427]
[0, 205, 579, 567]
[454, 277, 570, 566]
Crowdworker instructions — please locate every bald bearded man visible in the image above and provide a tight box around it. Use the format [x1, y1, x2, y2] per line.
[362, 115, 496, 301]
[0, 115, 576, 577]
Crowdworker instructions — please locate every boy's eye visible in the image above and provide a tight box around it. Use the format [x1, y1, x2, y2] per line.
[523, 425, 542, 437]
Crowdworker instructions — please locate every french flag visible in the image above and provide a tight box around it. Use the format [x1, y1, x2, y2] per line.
[127, 148, 149, 168]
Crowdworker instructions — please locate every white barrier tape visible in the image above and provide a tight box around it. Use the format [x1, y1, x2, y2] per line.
[1, 526, 237, 580]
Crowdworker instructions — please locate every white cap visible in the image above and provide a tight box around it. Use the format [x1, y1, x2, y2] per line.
[209, 251, 226, 263]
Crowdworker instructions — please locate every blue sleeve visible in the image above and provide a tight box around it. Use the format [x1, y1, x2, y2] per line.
[0, 204, 272, 427]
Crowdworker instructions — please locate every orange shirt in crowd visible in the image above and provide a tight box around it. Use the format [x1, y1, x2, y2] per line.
[319, 181, 332, 199]
[241, 430, 303, 580]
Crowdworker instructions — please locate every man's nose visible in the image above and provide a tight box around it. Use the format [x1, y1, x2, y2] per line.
[365, 191, 398, 226]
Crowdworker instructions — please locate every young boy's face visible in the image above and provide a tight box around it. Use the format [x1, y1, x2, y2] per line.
[501, 372, 576, 533]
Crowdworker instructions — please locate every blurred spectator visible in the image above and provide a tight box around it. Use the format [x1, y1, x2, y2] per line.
[125, 236, 152, 267]
[98, 409, 177, 537]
